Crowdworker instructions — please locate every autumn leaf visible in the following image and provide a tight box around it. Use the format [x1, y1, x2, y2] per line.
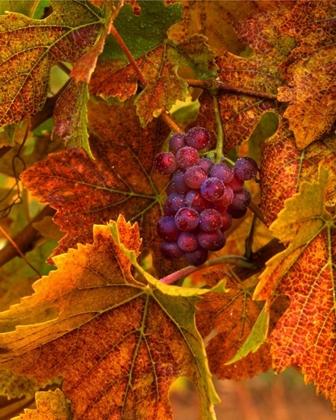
[0, 217, 219, 419]
[277, 0, 336, 148]
[196, 270, 285, 380]
[91, 34, 217, 127]
[261, 119, 336, 225]
[12, 388, 72, 420]
[20, 99, 186, 277]
[255, 166, 336, 406]
[0, 1, 40, 18]
[0, 0, 103, 129]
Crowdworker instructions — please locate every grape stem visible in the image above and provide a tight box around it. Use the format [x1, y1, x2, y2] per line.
[212, 92, 225, 163]
[160, 112, 184, 134]
[186, 79, 277, 100]
[159, 255, 254, 285]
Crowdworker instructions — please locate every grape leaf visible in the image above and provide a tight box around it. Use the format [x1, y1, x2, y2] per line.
[167, 0, 294, 56]
[255, 166, 336, 407]
[91, 35, 217, 127]
[196, 270, 285, 380]
[21, 99, 185, 277]
[0, 0, 103, 128]
[0, 217, 219, 419]
[261, 119, 336, 225]
[277, 0, 336, 148]
[0, 1, 39, 17]
[12, 388, 72, 420]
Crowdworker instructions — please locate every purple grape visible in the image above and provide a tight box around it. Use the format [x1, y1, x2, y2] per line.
[163, 192, 184, 216]
[154, 152, 176, 175]
[234, 157, 258, 180]
[185, 127, 211, 150]
[175, 207, 200, 231]
[185, 247, 209, 266]
[199, 209, 223, 232]
[200, 177, 225, 202]
[170, 169, 190, 195]
[221, 212, 233, 231]
[212, 186, 234, 209]
[176, 146, 200, 170]
[184, 190, 210, 212]
[231, 188, 251, 210]
[157, 216, 180, 241]
[199, 157, 213, 174]
[161, 241, 184, 259]
[210, 162, 234, 184]
[226, 174, 244, 192]
[184, 166, 208, 189]
[227, 206, 248, 219]
[169, 133, 186, 154]
[198, 229, 226, 251]
[166, 182, 176, 196]
[177, 232, 198, 252]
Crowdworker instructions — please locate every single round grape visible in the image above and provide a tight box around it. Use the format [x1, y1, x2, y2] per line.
[163, 192, 185, 216]
[154, 152, 176, 175]
[199, 209, 223, 232]
[210, 162, 234, 184]
[184, 190, 210, 213]
[200, 177, 225, 202]
[157, 216, 180, 241]
[198, 229, 226, 251]
[226, 174, 244, 192]
[175, 146, 200, 170]
[185, 127, 211, 150]
[227, 206, 248, 219]
[184, 165, 208, 189]
[234, 157, 258, 180]
[161, 241, 184, 259]
[185, 247, 209, 266]
[199, 157, 213, 174]
[170, 169, 190, 195]
[175, 207, 200, 231]
[221, 212, 233, 231]
[231, 188, 251, 210]
[166, 182, 176, 196]
[212, 186, 234, 208]
[177, 231, 198, 252]
[169, 133, 186, 154]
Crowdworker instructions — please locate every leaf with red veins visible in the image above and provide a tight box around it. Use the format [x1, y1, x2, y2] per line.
[196, 270, 287, 380]
[255, 166, 336, 408]
[197, 90, 278, 153]
[0, 0, 102, 128]
[21, 99, 184, 277]
[90, 35, 217, 127]
[277, 1, 336, 148]
[0, 218, 219, 420]
[261, 119, 336, 226]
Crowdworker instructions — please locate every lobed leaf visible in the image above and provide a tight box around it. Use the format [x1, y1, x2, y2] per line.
[255, 166, 336, 407]
[278, 0, 336, 148]
[0, 217, 219, 419]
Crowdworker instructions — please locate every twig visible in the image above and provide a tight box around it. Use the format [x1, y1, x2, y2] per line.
[0, 205, 55, 269]
[110, 24, 147, 88]
[160, 255, 254, 285]
[185, 78, 277, 100]
[212, 92, 225, 163]
[248, 201, 265, 224]
[160, 112, 184, 134]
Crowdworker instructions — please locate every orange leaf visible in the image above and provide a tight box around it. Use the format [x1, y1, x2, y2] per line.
[278, 1, 336, 148]
[255, 166, 336, 407]
[0, 0, 102, 128]
[0, 217, 219, 419]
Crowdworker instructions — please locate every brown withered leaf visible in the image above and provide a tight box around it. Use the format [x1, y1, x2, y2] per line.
[12, 388, 72, 420]
[196, 270, 286, 380]
[255, 166, 336, 408]
[261, 119, 336, 225]
[0, 0, 102, 128]
[0, 218, 219, 419]
[90, 35, 217, 127]
[167, 0, 295, 56]
[21, 99, 185, 277]
[278, 0, 336, 148]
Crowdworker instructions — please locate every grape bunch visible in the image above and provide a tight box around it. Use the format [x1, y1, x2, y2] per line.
[154, 127, 258, 266]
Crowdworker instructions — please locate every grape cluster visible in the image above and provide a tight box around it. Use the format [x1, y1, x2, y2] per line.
[154, 127, 258, 266]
